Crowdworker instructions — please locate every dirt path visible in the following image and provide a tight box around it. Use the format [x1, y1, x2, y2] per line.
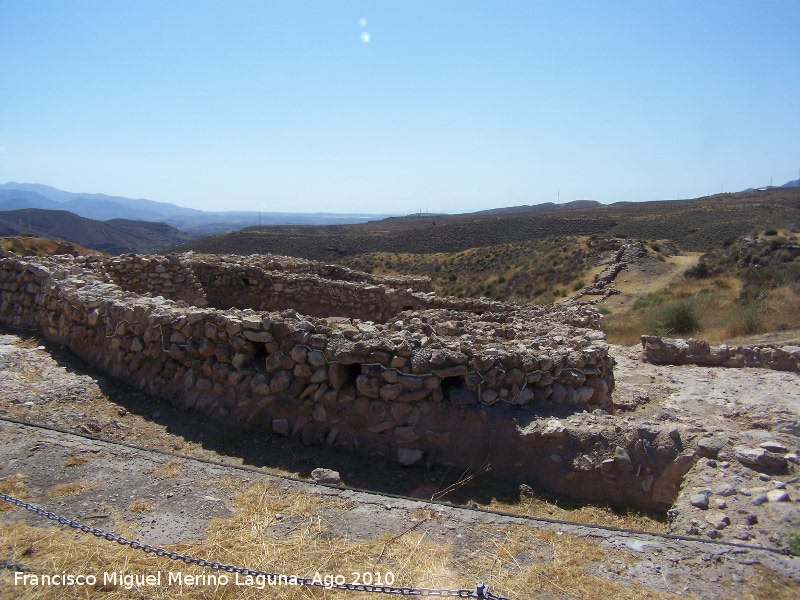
[602, 253, 701, 313]
[1, 329, 799, 599]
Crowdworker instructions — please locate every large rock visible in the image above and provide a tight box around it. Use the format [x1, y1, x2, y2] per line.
[397, 448, 424, 466]
[735, 447, 787, 469]
[311, 468, 341, 485]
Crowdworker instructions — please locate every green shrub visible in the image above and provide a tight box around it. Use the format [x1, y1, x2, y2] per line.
[787, 530, 800, 556]
[599, 306, 612, 315]
[738, 284, 769, 304]
[765, 228, 778, 236]
[643, 301, 701, 336]
[730, 302, 762, 336]
[537, 291, 555, 305]
[684, 261, 709, 278]
[712, 278, 730, 289]
[634, 291, 669, 310]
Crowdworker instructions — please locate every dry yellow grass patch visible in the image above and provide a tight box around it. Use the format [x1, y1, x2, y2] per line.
[408, 507, 443, 521]
[0, 473, 28, 512]
[155, 461, 181, 478]
[741, 565, 800, 600]
[46, 480, 100, 499]
[128, 500, 152, 513]
[63, 455, 90, 468]
[3, 481, 796, 599]
[484, 495, 665, 534]
[472, 526, 678, 600]
[194, 475, 247, 489]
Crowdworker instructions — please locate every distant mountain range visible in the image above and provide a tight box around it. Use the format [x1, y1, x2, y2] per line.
[0, 183, 398, 236]
[0, 208, 192, 254]
[471, 200, 601, 216]
[741, 178, 799, 192]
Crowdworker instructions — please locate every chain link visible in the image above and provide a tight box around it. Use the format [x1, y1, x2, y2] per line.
[1, 559, 28, 573]
[0, 493, 508, 599]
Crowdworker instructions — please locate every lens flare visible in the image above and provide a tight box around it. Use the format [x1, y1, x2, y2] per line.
[359, 17, 367, 27]
[360, 32, 370, 43]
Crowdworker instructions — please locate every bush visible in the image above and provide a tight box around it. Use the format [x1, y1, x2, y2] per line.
[730, 303, 762, 336]
[643, 301, 701, 336]
[634, 291, 669, 309]
[765, 228, 778, 236]
[738, 284, 769, 304]
[788, 530, 800, 556]
[684, 261, 709, 278]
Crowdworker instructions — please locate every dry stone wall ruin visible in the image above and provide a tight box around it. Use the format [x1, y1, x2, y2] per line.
[642, 335, 800, 372]
[0, 249, 694, 509]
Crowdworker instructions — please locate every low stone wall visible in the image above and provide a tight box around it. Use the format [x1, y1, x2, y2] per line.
[641, 335, 800, 372]
[103, 254, 208, 307]
[0, 252, 694, 509]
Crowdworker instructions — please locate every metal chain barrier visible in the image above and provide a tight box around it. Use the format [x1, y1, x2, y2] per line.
[1, 559, 28, 573]
[0, 493, 509, 599]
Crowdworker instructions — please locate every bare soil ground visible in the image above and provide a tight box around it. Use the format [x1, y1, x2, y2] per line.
[604, 254, 702, 314]
[1, 328, 799, 599]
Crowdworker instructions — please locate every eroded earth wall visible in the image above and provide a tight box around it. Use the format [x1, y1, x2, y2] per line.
[0, 251, 694, 509]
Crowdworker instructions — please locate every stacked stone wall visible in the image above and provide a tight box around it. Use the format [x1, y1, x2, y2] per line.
[103, 254, 208, 306]
[0, 252, 693, 509]
[642, 336, 800, 372]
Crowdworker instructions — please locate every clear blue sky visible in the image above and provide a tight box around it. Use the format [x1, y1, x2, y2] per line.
[1, 1, 798, 214]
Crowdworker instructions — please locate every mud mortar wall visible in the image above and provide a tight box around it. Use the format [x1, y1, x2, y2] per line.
[0, 254, 691, 509]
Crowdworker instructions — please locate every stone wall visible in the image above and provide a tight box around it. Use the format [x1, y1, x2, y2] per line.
[642, 335, 800, 372]
[103, 254, 208, 307]
[0, 252, 693, 509]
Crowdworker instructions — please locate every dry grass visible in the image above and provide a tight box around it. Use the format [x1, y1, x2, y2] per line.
[340, 237, 593, 304]
[477, 526, 678, 600]
[194, 475, 247, 489]
[155, 461, 181, 479]
[741, 565, 800, 600]
[0, 482, 697, 600]
[0, 236, 101, 257]
[45, 480, 100, 499]
[602, 274, 800, 345]
[63, 456, 90, 468]
[484, 494, 665, 534]
[0, 474, 29, 512]
[127, 500, 152, 513]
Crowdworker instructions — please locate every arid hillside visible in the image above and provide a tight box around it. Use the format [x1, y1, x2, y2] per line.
[176, 188, 800, 260]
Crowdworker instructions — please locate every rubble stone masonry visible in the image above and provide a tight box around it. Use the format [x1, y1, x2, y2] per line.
[0, 250, 693, 509]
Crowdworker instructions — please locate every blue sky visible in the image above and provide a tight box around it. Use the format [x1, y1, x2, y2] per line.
[1, 1, 798, 214]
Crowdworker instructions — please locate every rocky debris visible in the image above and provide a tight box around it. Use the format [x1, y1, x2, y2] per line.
[734, 447, 788, 469]
[766, 489, 789, 503]
[642, 335, 800, 373]
[310, 468, 341, 485]
[704, 511, 730, 530]
[690, 491, 711, 509]
[697, 437, 724, 458]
